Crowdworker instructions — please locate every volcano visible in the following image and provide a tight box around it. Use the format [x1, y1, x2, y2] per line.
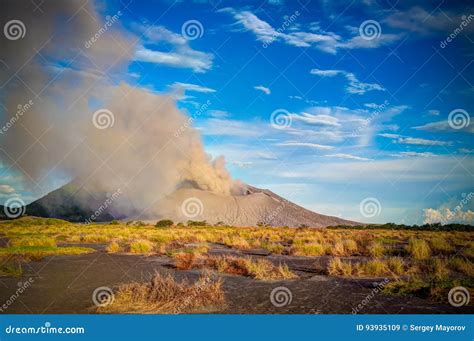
[19, 181, 360, 228]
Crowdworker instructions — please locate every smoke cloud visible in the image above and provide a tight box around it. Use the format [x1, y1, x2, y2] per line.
[0, 0, 244, 213]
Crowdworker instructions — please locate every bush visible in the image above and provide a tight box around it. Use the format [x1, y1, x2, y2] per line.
[407, 238, 431, 260]
[106, 241, 122, 253]
[155, 219, 174, 228]
[367, 241, 385, 257]
[187, 220, 207, 226]
[129, 240, 153, 253]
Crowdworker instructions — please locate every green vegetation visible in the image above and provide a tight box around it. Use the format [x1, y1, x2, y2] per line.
[155, 219, 174, 228]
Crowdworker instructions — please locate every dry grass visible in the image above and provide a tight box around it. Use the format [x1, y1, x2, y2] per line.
[367, 241, 385, 257]
[129, 240, 153, 254]
[406, 238, 431, 260]
[291, 243, 324, 256]
[204, 255, 297, 280]
[106, 241, 122, 253]
[98, 272, 225, 314]
[328, 257, 406, 278]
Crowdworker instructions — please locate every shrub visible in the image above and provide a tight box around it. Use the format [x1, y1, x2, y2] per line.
[430, 237, 453, 253]
[174, 253, 197, 270]
[129, 240, 153, 253]
[97, 273, 225, 314]
[406, 238, 431, 260]
[328, 258, 353, 277]
[106, 241, 122, 253]
[291, 243, 324, 256]
[155, 219, 174, 228]
[109, 220, 119, 225]
[9, 236, 56, 248]
[387, 257, 405, 276]
[367, 241, 385, 257]
[187, 220, 207, 226]
[343, 239, 358, 255]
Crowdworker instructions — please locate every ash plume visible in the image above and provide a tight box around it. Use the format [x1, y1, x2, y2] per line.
[0, 0, 244, 212]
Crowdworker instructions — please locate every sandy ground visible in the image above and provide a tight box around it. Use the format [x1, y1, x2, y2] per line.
[0, 245, 472, 314]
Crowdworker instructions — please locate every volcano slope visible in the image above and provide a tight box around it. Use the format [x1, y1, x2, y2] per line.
[21, 182, 359, 227]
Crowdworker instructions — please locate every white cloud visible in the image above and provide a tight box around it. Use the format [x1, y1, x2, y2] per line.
[379, 133, 452, 146]
[391, 151, 436, 158]
[413, 120, 474, 134]
[325, 153, 371, 161]
[133, 26, 213, 73]
[290, 112, 341, 127]
[0, 184, 15, 194]
[310, 68, 385, 95]
[423, 207, 474, 225]
[198, 118, 265, 137]
[254, 85, 271, 95]
[226, 9, 402, 54]
[170, 82, 216, 93]
[397, 137, 451, 146]
[276, 142, 334, 150]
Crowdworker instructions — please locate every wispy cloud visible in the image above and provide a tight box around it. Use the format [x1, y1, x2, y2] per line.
[310, 68, 385, 95]
[254, 85, 271, 95]
[380, 133, 452, 146]
[225, 9, 403, 54]
[276, 141, 334, 150]
[413, 120, 474, 134]
[325, 153, 371, 161]
[133, 26, 213, 73]
[170, 82, 216, 93]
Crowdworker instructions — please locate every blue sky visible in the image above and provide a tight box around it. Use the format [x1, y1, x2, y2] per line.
[1, 0, 473, 225]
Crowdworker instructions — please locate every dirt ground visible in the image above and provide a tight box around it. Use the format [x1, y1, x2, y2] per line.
[0, 244, 472, 314]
